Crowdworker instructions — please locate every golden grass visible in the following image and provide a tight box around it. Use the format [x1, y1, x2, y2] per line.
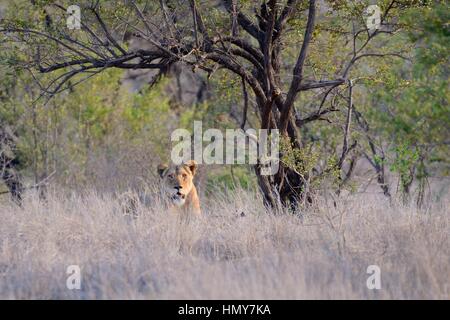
[0, 186, 448, 299]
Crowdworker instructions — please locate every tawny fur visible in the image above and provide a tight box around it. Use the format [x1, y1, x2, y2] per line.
[158, 160, 201, 216]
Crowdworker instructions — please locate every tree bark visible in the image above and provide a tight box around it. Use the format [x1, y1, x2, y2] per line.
[0, 127, 24, 204]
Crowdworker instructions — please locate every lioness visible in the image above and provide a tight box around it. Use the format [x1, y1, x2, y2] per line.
[157, 160, 201, 216]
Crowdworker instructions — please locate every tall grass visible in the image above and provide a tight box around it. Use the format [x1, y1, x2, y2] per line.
[0, 185, 448, 299]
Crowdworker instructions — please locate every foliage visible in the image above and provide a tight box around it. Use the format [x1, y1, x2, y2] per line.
[0, 0, 448, 204]
[0, 66, 173, 188]
[280, 136, 341, 190]
[361, 1, 449, 201]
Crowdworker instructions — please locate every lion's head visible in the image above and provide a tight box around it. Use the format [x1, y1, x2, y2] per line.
[157, 160, 198, 207]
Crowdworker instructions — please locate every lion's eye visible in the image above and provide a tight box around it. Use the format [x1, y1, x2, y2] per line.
[182, 174, 187, 179]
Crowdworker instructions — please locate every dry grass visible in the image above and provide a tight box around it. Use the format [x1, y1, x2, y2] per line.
[0, 185, 448, 299]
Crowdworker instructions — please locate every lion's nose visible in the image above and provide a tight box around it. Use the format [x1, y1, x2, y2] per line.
[174, 186, 182, 190]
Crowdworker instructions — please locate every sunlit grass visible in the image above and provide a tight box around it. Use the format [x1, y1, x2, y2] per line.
[0, 186, 448, 299]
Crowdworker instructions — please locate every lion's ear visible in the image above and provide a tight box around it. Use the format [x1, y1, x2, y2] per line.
[157, 163, 169, 177]
[185, 160, 198, 176]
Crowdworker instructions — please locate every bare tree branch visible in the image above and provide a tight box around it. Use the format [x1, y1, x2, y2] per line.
[280, 0, 316, 133]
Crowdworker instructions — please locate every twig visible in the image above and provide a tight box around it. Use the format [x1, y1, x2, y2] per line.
[0, 171, 56, 196]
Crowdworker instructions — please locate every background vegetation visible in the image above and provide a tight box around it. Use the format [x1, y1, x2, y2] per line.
[0, 0, 448, 206]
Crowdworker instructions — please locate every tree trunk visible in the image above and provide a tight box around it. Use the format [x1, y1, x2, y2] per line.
[254, 104, 309, 209]
[0, 127, 24, 204]
[255, 161, 310, 210]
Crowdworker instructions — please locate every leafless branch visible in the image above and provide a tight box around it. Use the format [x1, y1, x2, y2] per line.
[280, 0, 316, 133]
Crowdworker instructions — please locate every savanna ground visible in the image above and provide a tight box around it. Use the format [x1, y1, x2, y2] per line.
[0, 183, 448, 299]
